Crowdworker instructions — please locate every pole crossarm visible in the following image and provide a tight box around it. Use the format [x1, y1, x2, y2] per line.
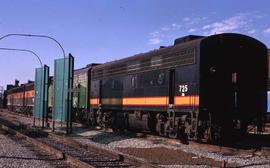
[0, 33, 66, 57]
[0, 47, 43, 67]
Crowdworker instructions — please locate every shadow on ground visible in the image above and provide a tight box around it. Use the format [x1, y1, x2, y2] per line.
[87, 131, 136, 144]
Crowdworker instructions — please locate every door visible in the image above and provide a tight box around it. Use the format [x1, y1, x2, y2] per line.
[168, 69, 175, 105]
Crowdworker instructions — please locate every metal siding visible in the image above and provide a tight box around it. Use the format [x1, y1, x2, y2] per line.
[90, 46, 200, 113]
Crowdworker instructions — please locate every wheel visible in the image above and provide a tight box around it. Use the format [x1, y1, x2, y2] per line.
[165, 122, 179, 139]
[156, 121, 166, 136]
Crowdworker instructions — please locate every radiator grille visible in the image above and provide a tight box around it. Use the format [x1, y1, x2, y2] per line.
[92, 48, 195, 80]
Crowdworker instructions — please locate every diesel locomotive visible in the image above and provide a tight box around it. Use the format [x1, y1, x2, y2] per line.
[6, 81, 35, 114]
[6, 78, 54, 115]
[5, 33, 268, 142]
[88, 33, 268, 142]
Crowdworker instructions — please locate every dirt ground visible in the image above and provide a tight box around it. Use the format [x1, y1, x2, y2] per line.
[118, 147, 238, 167]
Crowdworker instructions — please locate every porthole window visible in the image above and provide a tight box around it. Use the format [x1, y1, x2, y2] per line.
[210, 66, 216, 74]
[157, 72, 165, 85]
[112, 80, 115, 89]
[131, 76, 137, 88]
[150, 80, 154, 85]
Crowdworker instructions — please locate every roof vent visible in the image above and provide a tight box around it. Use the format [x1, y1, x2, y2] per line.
[159, 46, 166, 49]
[174, 35, 204, 45]
[15, 80, 19, 87]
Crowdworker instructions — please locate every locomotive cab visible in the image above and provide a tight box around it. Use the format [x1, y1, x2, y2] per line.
[199, 33, 268, 141]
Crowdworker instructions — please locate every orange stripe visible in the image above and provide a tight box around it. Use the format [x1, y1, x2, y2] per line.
[90, 96, 199, 106]
[90, 98, 99, 105]
[174, 95, 199, 106]
[25, 91, 35, 98]
[123, 97, 168, 106]
[8, 91, 35, 99]
[102, 98, 122, 105]
[90, 97, 168, 106]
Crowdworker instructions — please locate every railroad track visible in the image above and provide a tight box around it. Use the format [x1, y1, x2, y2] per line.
[2, 110, 269, 167]
[0, 117, 159, 168]
[0, 129, 70, 168]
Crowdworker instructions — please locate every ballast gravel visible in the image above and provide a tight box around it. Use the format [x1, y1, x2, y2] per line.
[0, 130, 68, 168]
[1, 110, 270, 167]
[108, 138, 270, 167]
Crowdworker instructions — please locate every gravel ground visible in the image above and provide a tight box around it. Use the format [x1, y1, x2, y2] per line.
[1, 110, 270, 167]
[74, 130, 270, 167]
[107, 137, 270, 167]
[159, 165, 214, 168]
[0, 129, 69, 168]
[117, 147, 226, 167]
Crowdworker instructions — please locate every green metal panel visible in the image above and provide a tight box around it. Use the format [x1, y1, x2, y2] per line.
[34, 65, 49, 122]
[53, 55, 74, 122]
[34, 68, 42, 119]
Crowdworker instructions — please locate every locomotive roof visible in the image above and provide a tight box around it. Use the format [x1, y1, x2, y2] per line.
[92, 35, 205, 71]
[74, 63, 100, 74]
[92, 33, 266, 72]
[7, 82, 34, 94]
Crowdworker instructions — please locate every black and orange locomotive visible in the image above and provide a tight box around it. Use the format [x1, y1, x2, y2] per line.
[88, 33, 267, 142]
[6, 81, 35, 114]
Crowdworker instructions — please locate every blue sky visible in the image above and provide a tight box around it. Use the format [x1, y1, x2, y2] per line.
[1, 0, 270, 88]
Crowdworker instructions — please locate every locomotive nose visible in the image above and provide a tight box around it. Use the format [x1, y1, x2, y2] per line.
[200, 34, 267, 140]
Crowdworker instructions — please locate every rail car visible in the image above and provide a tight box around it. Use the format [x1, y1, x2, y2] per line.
[6, 81, 35, 114]
[5, 68, 92, 119]
[5, 67, 91, 119]
[72, 65, 91, 121]
[87, 33, 268, 142]
[6, 78, 54, 116]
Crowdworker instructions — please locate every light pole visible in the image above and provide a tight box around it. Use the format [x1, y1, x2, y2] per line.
[0, 47, 42, 67]
[0, 33, 68, 132]
[0, 34, 66, 57]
